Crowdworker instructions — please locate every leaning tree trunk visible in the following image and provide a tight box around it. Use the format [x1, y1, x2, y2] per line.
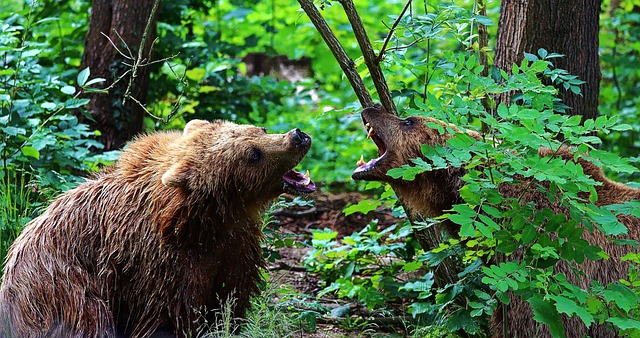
[79, 0, 158, 150]
[494, 0, 601, 120]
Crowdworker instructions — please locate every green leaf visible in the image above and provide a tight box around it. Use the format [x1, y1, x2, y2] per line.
[538, 48, 548, 59]
[528, 294, 567, 338]
[521, 224, 538, 244]
[523, 52, 538, 62]
[603, 283, 639, 312]
[402, 261, 423, 273]
[610, 124, 632, 131]
[474, 15, 494, 26]
[460, 222, 475, 237]
[311, 229, 337, 242]
[343, 199, 381, 216]
[478, 214, 499, 230]
[84, 77, 106, 87]
[449, 214, 472, 226]
[2, 126, 26, 136]
[186, 68, 206, 81]
[529, 60, 548, 73]
[550, 295, 593, 327]
[77, 67, 91, 86]
[474, 221, 493, 239]
[607, 318, 640, 330]
[330, 304, 351, 318]
[61, 86, 76, 95]
[22, 49, 41, 57]
[21, 146, 40, 159]
[452, 204, 477, 218]
[606, 201, 640, 218]
[41, 102, 57, 110]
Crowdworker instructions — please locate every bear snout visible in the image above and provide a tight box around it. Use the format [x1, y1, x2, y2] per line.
[291, 128, 311, 147]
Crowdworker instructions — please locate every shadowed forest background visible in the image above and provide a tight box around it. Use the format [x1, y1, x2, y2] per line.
[1, 0, 640, 337]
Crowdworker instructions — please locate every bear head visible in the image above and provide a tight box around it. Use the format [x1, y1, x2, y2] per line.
[352, 105, 478, 182]
[351, 105, 479, 218]
[161, 119, 315, 203]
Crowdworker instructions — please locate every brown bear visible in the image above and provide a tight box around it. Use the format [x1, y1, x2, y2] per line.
[352, 105, 640, 338]
[0, 119, 315, 338]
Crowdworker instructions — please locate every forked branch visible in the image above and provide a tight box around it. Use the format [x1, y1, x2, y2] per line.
[338, 0, 397, 115]
[297, 0, 373, 108]
[297, 0, 400, 115]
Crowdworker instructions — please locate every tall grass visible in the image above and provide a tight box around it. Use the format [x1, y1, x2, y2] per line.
[0, 174, 31, 274]
[194, 283, 300, 338]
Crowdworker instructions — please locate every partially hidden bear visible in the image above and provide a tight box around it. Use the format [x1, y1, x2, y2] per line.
[0, 119, 315, 337]
[352, 105, 640, 338]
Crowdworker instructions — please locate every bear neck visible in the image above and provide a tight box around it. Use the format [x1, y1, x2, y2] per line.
[392, 166, 466, 222]
[156, 187, 266, 246]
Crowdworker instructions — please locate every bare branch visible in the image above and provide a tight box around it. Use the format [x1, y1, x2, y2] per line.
[338, 0, 397, 115]
[100, 32, 132, 60]
[123, 0, 161, 104]
[377, 0, 412, 62]
[297, 0, 374, 108]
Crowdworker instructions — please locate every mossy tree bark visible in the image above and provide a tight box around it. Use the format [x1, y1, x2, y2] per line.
[495, 0, 601, 120]
[78, 0, 158, 150]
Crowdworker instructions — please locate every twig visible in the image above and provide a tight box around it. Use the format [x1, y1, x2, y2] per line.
[476, 0, 493, 133]
[99, 0, 182, 124]
[100, 32, 132, 60]
[123, 0, 161, 104]
[316, 314, 415, 326]
[338, 0, 397, 115]
[269, 262, 308, 272]
[272, 207, 319, 218]
[297, 0, 373, 108]
[377, 0, 412, 62]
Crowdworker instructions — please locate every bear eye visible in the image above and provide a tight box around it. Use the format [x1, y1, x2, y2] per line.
[401, 117, 415, 129]
[261, 127, 267, 133]
[248, 147, 263, 164]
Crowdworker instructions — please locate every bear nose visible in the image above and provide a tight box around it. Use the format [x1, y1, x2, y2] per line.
[291, 128, 311, 147]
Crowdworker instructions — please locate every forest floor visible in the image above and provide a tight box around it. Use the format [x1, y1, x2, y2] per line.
[266, 190, 409, 338]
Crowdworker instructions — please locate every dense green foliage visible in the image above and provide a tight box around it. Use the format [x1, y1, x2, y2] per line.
[1, 0, 639, 336]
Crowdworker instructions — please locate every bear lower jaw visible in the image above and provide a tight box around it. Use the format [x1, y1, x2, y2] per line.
[282, 169, 316, 193]
[352, 158, 389, 181]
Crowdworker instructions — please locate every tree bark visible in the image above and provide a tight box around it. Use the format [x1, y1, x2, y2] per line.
[494, 0, 601, 120]
[79, 0, 158, 150]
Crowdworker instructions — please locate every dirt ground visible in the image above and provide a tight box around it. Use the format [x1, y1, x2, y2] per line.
[267, 190, 409, 337]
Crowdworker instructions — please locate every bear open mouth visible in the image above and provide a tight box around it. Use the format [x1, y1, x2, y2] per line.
[353, 119, 387, 176]
[283, 169, 316, 193]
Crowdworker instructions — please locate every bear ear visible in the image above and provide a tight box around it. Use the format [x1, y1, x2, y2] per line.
[183, 119, 210, 136]
[161, 163, 190, 188]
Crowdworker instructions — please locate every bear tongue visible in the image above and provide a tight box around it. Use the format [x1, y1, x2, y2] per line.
[283, 170, 316, 193]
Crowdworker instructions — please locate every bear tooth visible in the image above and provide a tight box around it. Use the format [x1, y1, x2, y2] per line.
[304, 170, 310, 179]
[367, 127, 375, 139]
[357, 155, 366, 166]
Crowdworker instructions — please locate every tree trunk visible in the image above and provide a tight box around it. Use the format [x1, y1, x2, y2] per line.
[79, 0, 158, 150]
[494, 0, 601, 120]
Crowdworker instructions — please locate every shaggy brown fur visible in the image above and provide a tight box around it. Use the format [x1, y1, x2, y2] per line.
[0, 119, 315, 338]
[352, 105, 640, 338]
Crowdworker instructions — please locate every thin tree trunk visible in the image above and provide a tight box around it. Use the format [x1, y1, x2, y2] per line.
[79, 0, 158, 150]
[495, 0, 601, 120]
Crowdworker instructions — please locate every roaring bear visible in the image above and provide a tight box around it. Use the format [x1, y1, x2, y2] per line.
[0, 119, 315, 337]
[352, 105, 640, 338]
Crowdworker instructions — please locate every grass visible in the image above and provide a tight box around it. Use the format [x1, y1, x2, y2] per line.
[0, 173, 32, 274]
[194, 282, 301, 338]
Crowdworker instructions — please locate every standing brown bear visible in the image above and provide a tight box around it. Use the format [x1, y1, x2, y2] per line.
[0, 119, 315, 338]
[352, 105, 640, 338]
